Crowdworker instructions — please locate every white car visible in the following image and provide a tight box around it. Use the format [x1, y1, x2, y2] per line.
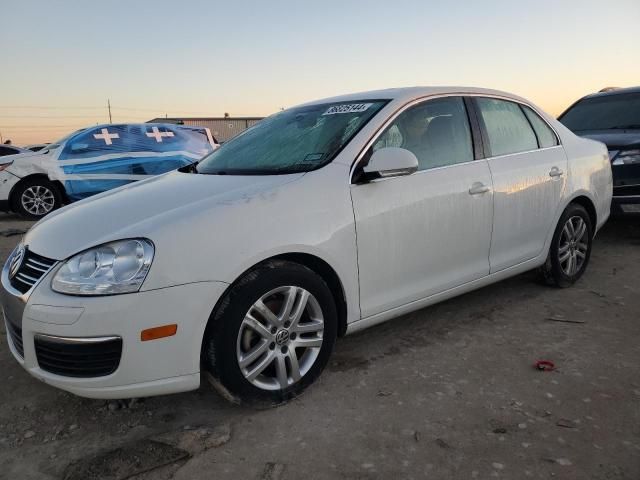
[0, 124, 217, 219]
[1, 87, 612, 402]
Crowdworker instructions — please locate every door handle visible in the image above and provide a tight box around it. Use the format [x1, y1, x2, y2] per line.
[468, 182, 490, 195]
[549, 167, 564, 178]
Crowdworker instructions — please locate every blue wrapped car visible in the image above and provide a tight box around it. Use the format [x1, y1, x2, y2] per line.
[0, 123, 217, 218]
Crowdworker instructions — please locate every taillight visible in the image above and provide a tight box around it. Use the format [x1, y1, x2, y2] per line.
[0, 162, 13, 171]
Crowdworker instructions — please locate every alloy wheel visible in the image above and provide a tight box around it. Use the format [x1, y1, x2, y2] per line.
[558, 215, 588, 276]
[21, 185, 55, 216]
[236, 286, 324, 391]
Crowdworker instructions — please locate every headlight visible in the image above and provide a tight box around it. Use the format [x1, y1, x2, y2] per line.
[612, 149, 640, 165]
[52, 239, 154, 295]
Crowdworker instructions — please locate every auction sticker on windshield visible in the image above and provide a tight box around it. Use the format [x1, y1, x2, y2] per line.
[323, 103, 372, 115]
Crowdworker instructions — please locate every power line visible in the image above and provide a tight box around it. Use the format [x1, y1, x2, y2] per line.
[0, 115, 105, 119]
[0, 105, 105, 109]
[0, 105, 218, 115]
[0, 123, 95, 127]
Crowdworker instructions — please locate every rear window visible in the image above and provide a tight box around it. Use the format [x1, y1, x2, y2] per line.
[559, 93, 640, 131]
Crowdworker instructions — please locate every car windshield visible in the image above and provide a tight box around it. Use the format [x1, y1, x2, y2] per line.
[559, 92, 640, 131]
[44, 128, 87, 152]
[196, 100, 388, 175]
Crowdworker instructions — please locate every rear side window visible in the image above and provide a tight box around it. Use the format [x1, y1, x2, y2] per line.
[522, 106, 558, 148]
[476, 98, 538, 156]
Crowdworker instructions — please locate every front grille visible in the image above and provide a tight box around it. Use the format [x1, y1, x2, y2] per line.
[5, 320, 24, 358]
[34, 335, 122, 378]
[9, 249, 57, 294]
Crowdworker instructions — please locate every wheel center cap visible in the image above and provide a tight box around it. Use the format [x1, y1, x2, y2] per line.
[275, 329, 290, 346]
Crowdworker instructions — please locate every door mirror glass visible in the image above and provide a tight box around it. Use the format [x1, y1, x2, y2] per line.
[363, 147, 418, 178]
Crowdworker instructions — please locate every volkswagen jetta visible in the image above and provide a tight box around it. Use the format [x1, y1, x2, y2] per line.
[1, 87, 612, 402]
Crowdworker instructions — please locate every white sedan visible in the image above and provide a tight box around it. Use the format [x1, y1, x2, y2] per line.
[1, 87, 612, 402]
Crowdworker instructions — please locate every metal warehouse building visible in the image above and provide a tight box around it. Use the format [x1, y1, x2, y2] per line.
[147, 117, 264, 143]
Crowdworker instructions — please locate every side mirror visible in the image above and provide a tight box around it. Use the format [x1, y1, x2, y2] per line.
[70, 143, 89, 153]
[363, 147, 419, 179]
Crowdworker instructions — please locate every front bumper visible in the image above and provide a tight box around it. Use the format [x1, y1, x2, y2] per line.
[0, 170, 20, 210]
[1, 259, 228, 399]
[611, 186, 640, 213]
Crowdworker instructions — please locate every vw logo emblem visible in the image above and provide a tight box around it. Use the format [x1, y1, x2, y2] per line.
[9, 244, 25, 279]
[275, 329, 290, 346]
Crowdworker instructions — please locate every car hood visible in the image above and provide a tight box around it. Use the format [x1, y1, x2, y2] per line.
[24, 170, 305, 260]
[578, 130, 640, 151]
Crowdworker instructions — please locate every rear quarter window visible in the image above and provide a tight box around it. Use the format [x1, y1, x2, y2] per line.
[522, 106, 559, 148]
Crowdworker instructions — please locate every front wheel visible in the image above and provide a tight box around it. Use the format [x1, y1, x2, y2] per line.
[12, 178, 62, 219]
[540, 203, 593, 288]
[202, 260, 337, 404]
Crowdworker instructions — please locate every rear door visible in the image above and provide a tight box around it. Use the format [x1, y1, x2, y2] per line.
[472, 97, 567, 272]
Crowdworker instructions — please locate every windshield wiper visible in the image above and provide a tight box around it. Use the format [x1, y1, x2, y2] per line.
[610, 124, 640, 130]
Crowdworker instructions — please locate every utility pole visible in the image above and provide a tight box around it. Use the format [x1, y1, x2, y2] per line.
[107, 99, 112, 123]
[0, 131, 3, 144]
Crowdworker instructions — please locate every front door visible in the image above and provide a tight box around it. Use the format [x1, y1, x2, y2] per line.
[351, 96, 494, 318]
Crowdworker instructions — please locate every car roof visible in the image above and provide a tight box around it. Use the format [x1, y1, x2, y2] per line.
[85, 122, 195, 130]
[582, 86, 640, 100]
[64, 122, 211, 143]
[296, 86, 532, 108]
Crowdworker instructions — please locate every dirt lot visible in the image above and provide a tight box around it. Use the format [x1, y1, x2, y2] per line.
[0, 212, 638, 480]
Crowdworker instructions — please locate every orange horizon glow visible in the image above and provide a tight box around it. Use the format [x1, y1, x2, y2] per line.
[2, 0, 639, 145]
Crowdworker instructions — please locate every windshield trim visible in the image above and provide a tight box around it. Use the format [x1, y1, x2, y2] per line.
[195, 99, 391, 176]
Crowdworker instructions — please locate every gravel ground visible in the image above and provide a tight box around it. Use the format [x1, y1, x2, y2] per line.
[0, 212, 638, 480]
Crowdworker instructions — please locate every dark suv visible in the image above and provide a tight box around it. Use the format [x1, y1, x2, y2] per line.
[559, 87, 640, 213]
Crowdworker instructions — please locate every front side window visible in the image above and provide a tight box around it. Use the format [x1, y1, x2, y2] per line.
[371, 96, 474, 171]
[60, 125, 130, 159]
[196, 100, 388, 175]
[522, 106, 558, 148]
[476, 98, 538, 156]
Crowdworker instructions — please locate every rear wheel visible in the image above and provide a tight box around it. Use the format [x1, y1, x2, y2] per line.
[540, 203, 593, 288]
[12, 177, 62, 219]
[202, 260, 337, 404]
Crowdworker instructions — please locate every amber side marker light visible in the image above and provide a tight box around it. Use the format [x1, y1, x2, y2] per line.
[141, 324, 178, 341]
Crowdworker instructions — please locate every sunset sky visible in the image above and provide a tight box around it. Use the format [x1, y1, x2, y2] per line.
[2, 0, 639, 145]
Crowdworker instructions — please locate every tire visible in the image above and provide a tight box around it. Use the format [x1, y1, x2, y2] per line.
[12, 177, 62, 219]
[202, 260, 338, 404]
[539, 203, 593, 288]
